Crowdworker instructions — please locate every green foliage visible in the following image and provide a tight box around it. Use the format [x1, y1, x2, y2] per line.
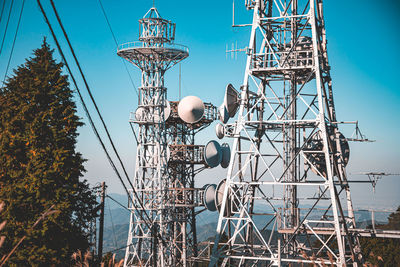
[361, 207, 400, 266]
[0, 39, 98, 266]
[381, 206, 400, 231]
[360, 237, 400, 266]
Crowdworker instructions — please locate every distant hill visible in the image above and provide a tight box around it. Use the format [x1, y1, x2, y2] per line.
[103, 223, 128, 259]
[101, 193, 393, 260]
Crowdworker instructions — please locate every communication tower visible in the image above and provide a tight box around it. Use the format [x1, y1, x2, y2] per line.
[117, 7, 188, 266]
[208, 0, 364, 265]
[118, 7, 222, 266]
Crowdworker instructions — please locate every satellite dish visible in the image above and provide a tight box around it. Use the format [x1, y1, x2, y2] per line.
[178, 96, 205, 123]
[164, 100, 171, 121]
[204, 140, 222, 168]
[152, 100, 171, 122]
[135, 107, 146, 121]
[166, 145, 171, 162]
[220, 143, 231, 168]
[203, 184, 217, 211]
[215, 179, 226, 212]
[215, 179, 239, 215]
[215, 123, 225, 139]
[218, 104, 229, 124]
[224, 84, 239, 118]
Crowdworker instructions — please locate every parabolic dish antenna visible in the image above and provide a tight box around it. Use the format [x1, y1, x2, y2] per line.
[224, 84, 239, 118]
[220, 143, 231, 168]
[203, 184, 217, 211]
[215, 179, 239, 215]
[218, 104, 229, 124]
[204, 140, 222, 168]
[215, 179, 226, 212]
[135, 106, 146, 121]
[215, 123, 225, 139]
[178, 95, 205, 123]
[152, 100, 171, 122]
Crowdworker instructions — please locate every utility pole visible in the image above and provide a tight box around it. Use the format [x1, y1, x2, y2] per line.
[98, 182, 105, 264]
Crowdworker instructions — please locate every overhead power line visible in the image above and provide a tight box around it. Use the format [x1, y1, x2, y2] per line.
[2, 0, 25, 86]
[106, 200, 118, 249]
[0, 0, 6, 24]
[106, 195, 130, 212]
[97, 0, 117, 45]
[48, 0, 135, 192]
[37, 0, 169, 248]
[36, 0, 134, 203]
[97, 0, 138, 96]
[103, 243, 130, 256]
[0, 0, 14, 55]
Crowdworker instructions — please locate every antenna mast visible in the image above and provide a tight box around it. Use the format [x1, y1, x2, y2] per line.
[118, 6, 221, 266]
[117, 7, 188, 266]
[209, 0, 363, 265]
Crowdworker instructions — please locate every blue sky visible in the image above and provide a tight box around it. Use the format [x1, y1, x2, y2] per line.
[0, 0, 399, 210]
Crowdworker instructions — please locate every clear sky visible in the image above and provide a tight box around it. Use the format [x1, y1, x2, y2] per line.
[1, 0, 399, 210]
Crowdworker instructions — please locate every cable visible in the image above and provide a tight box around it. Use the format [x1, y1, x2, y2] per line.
[106, 199, 118, 249]
[97, 0, 117, 45]
[42, 0, 170, 250]
[96, 0, 138, 97]
[2, 0, 25, 86]
[102, 243, 130, 255]
[0, 0, 6, 24]
[106, 195, 130, 212]
[36, 0, 133, 202]
[49, 0, 135, 194]
[0, 0, 14, 55]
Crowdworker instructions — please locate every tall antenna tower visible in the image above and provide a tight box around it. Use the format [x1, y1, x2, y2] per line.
[117, 7, 188, 266]
[209, 0, 363, 265]
[118, 7, 221, 266]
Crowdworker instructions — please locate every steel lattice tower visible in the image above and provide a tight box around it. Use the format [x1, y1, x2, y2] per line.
[166, 101, 217, 266]
[117, 7, 188, 266]
[209, 0, 362, 266]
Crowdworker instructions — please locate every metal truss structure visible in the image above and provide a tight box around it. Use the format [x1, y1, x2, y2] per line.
[165, 101, 218, 266]
[118, 7, 218, 267]
[209, 0, 365, 265]
[116, 2, 400, 267]
[118, 7, 188, 266]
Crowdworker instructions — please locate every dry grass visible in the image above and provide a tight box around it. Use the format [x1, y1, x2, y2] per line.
[0, 201, 5, 248]
[71, 250, 93, 267]
[101, 253, 124, 267]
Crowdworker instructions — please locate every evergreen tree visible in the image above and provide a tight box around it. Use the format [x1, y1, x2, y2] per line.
[0, 39, 97, 266]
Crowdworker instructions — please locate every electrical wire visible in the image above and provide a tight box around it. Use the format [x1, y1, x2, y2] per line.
[102, 243, 130, 255]
[106, 195, 130, 212]
[49, 0, 135, 194]
[36, 0, 133, 201]
[47, 0, 160, 240]
[106, 199, 118, 249]
[0, 0, 14, 55]
[40, 0, 170, 249]
[97, 0, 138, 97]
[0, 0, 6, 24]
[2, 0, 25, 86]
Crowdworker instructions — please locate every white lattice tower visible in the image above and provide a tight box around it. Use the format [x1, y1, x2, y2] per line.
[165, 101, 218, 267]
[117, 7, 188, 267]
[209, 0, 362, 266]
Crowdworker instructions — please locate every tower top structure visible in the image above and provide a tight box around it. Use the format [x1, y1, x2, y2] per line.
[139, 7, 175, 45]
[117, 7, 188, 70]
